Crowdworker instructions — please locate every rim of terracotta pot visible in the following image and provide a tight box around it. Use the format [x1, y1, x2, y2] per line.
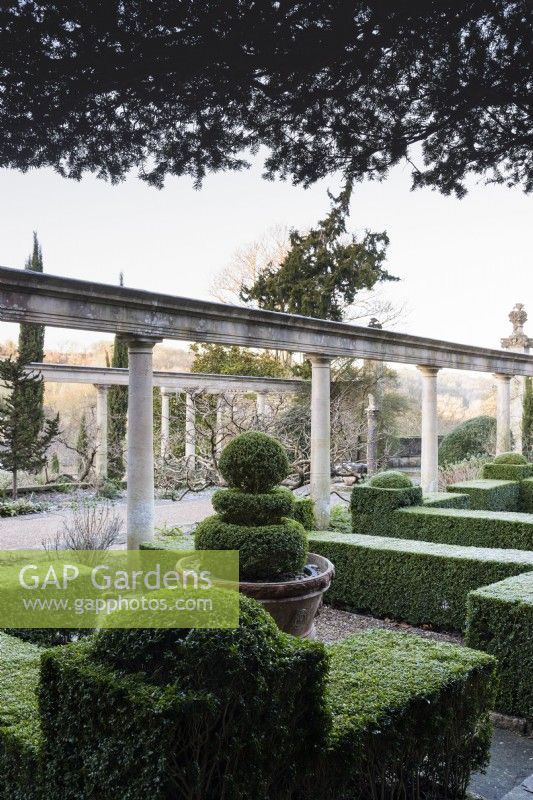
[177, 552, 335, 599]
[239, 553, 335, 599]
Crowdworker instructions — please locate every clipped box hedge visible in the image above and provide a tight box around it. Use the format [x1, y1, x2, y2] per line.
[447, 479, 521, 511]
[309, 531, 533, 630]
[482, 462, 533, 482]
[292, 497, 316, 530]
[520, 478, 533, 513]
[351, 484, 422, 533]
[466, 572, 533, 722]
[0, 633, 42, 800]
[384, 506, 533, 551]
[310, 630, 495, 800]
[423, 492, 471, 509]
[0, 622, 498, 800]
[39, 598, 329, 800]
[351, 484, 423, 514]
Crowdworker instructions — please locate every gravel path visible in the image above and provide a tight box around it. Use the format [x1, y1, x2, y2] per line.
[0, 495, 214, 550]
[314, 605, 463, 645]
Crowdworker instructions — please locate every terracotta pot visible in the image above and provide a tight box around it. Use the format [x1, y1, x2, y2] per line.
[239, 553, 335, 639]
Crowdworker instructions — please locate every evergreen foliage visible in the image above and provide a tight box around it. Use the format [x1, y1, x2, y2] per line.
[0, 359, 59, 498]
[466, 572, 533, 722]
[0, 4, 529, 196]
[75, 414, 89, 478]
[492, 451, 528, 465]
[447, 479, 521, 511]
[190, 344, 286, 377]
[309, 531, 533, 631]
[241, 184, 394, 321]
[438, 416, 496, 465]
[522, 377, 533, 460]
[196, 432, 307, 580]
[107, 335, 128, 480]
[368, 470, 413, 489]
[17, 233, 45, 456]
[218, 431, 289, 493]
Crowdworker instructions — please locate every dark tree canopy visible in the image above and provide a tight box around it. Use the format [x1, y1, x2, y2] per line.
[0, 2, 530, 195]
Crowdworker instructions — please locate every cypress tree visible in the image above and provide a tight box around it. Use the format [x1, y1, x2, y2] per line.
[108, 273, 129, 479]
[522, 377, 533, 460]
[18, 232, 45, 442]
[108, 338, 129, 479]
[0, 359, 59, 498]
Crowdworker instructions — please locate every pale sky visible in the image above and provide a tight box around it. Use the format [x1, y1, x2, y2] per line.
[0, 151, 531, 354]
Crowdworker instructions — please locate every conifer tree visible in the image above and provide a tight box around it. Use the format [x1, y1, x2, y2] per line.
[18, 232, 45, 441]
[0, 359, 59, 498]
[522, 377, 533, 460]
[108, 274, 129, 479]
[241, 184, 395, 322]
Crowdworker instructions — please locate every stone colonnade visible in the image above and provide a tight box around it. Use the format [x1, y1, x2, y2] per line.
[89, 354, 515, 544]
[6, 270, 533, 551]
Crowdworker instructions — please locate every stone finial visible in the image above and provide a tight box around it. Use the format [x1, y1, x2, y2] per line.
[501, 303, 531, 350]
[510, 303, 527, 334]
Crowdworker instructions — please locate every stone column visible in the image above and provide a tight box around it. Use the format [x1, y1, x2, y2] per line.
[309, 355, 331, 530]
[494, 373, 512, 455]
[256, 390, 268, 418]
[501, 304, 531, 453]
[417, 366, 440, 494]
[215, 394, 225, 459]
[94, 384, 109, 482]
[160, 387, 171, 457]
[125, 337, 160, 549]
[185, 391, 196, 467]
[366, 394, 379, 477]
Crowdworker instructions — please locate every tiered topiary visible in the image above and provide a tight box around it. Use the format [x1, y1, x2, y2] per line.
[195, 432, 308, 580]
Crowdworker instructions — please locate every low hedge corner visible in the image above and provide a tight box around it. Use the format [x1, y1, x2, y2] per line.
[466, 571, 533, 722]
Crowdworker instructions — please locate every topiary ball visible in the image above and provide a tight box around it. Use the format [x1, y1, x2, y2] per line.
[368, 470, 413, 489]
[493, 452, 528, 464]
[219, 432, 290, 493]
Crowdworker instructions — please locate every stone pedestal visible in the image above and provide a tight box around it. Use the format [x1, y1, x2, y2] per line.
[366, 400, 379, 477]
[185, 391, 196, 467]
[215, 395, 225, 459]
[309, 356, 331, 530]
[256, 390, 268, 418]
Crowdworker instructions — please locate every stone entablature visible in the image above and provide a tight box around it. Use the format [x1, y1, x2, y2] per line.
[2, 266, 533, 376]
[28, 363, 304, 394]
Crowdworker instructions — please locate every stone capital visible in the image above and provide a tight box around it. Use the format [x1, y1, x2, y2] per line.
[119, 334, 162, 352]
[493, 372, 512, 382]
[307, 354, 331, 366]
[416, 365, 440, 378]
